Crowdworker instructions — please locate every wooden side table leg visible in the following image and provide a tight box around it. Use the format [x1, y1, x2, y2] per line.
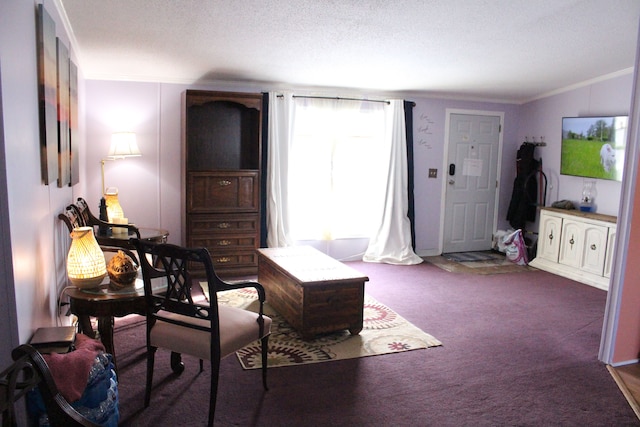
[77, 315, 96, 339]
[97, 316, 117, 368]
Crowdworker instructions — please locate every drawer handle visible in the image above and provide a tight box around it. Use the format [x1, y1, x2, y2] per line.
[590, 244, 596, 250]
[218, 180, 232, 186]
[548, 231, 553, 241]
[569, 236, 575, 247]
[216, 257, 231, 263]
[217, 222, 231, 229]
[217, 240, 231, 246]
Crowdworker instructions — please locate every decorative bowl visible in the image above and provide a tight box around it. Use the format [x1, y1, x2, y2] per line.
[107, 250, 139, 290]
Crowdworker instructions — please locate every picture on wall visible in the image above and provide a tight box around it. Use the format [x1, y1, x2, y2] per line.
[37, 4, 58, 185]
[56, 38, 70, 188]
[560, 116, 627, 182]
[69, 60, 79, 186]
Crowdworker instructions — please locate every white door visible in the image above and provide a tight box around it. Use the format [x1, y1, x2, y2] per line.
[443, 113, 501, 253]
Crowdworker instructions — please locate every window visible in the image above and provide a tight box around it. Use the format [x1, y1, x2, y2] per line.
[288, 98, 387, 240]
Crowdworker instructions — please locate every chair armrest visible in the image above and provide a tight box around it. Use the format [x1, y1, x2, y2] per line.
[216, 280, 267, 303]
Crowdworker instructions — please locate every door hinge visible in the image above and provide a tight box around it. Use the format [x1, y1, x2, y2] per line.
[499, 124, 502, 133]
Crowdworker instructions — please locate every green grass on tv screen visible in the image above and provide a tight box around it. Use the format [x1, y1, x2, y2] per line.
[561, 139, 619, 181]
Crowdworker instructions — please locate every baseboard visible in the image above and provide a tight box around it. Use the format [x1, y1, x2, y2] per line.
[417, 249, 440, 257]
[610, 358, 640, 368]
[607, 365, 640, 420]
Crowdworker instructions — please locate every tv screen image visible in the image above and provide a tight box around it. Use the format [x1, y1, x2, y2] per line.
[561, 116, 627, 182]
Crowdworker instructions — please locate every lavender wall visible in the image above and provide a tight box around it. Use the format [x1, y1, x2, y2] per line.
[83, 81, 524, 257]
[82, 77, 632, 257]
[411, 99, 521, 255]
[518, 73, 633, 218]
[0, 0, 82, 344]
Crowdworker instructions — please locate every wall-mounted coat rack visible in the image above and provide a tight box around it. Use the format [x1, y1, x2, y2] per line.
[522, 136, 547, 147]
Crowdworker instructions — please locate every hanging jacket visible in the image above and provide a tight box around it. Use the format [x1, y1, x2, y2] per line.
[507, 143, 539, 230]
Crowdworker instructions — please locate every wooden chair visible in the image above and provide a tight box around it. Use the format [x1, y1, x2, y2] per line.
[132, 239, 271, 427]
[0, 344, 99, 427]
[73, 197, 141, 239]
[58, 204, 85, 232]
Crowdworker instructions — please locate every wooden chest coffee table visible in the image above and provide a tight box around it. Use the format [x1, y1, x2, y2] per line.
[257, 246, 369, 340]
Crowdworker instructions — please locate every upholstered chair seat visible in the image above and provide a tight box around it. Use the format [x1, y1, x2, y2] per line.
[151, 306, 272, 360]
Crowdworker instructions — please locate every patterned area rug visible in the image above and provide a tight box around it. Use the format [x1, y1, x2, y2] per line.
[202, 285, 442, 369]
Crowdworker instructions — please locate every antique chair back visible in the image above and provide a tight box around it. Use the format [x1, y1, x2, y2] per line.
[58, 205, 85, 232]
[132, 239, 271, 427]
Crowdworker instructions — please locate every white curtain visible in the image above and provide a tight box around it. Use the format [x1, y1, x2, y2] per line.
[266, 92, 294, 248]
[288, 97, 386, 241]
[363, 100, 423, 265]
[266, 95, 421, 265]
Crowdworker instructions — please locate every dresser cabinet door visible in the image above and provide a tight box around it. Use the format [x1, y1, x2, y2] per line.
[558, 220, 583, 268]
[187, 171, 259, 214]
[580, 224, 608, 276]
[604, 226, 616, 278]
[538, 212, 562, 262]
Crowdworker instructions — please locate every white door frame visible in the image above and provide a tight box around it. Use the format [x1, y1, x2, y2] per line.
[439, 109, 505, 254]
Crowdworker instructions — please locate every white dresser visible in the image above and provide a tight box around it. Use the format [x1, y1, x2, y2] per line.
[529, 207, 616, 290]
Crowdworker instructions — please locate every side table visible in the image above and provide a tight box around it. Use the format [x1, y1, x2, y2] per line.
[65, 277, 164, 369]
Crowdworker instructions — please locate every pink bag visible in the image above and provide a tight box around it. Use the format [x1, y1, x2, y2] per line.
[503, 229, 528, 266]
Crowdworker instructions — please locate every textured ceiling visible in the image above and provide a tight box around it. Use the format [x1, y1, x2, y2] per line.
[58, 0, 640, 103]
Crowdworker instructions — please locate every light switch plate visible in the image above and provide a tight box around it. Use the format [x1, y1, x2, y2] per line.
[428, 168, 437, 178]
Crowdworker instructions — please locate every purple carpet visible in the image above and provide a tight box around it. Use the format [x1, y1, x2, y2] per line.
[113, 260, 639, 426]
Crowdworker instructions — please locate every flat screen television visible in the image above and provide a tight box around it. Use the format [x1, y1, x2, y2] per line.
[561, 115, 627, 181]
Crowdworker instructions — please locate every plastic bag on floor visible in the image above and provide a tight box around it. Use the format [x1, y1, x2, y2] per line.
[503, 229, 528, 266]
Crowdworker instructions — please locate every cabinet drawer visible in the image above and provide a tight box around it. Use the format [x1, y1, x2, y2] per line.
[187, 171, 259, 213]
[209, 249, 258, 270]
[190, 249, 258, 278]
[189, 233, 258, 251]
[188, 214, 259, 235]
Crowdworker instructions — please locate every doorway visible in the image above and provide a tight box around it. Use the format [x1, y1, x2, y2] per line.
[442, 110, 503, 253]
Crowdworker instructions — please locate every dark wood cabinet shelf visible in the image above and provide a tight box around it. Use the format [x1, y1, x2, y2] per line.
[184, 90, 263, 277]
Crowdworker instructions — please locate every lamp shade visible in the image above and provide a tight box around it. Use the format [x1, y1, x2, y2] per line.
[67, 227, 107, 289]
[104, 187, 124, 221]
[108, 132, 141, 159]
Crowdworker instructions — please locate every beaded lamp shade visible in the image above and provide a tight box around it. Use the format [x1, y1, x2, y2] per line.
[104, 187, 124, 221]
[67, 227, 106, 289]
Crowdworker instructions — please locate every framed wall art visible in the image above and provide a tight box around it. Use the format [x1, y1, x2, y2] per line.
[37, 4, 58, 185]
[56, 38, 70, 188]
[69, 60, 79, 186]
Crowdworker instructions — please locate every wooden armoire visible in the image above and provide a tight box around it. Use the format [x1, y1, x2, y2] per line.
[184, 90, 264, 277]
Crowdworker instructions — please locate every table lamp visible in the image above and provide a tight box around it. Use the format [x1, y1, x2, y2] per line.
[100, 132, 141, 221]
[67, 226, 107, 289]
[104, 187, 124, 221]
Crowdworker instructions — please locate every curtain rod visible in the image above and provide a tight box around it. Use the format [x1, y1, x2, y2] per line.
[276, 94, 390, 105]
